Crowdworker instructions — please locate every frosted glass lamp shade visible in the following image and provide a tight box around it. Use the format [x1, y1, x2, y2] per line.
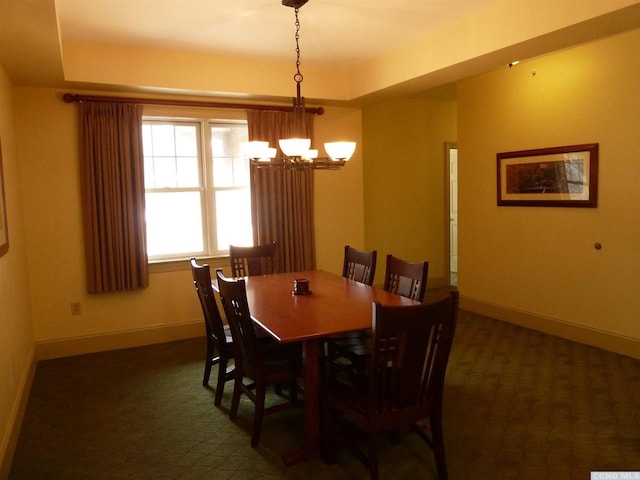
[303, 149, 318, 160]
[243, 141, 270, 159]
[279, 138, 311, 157]
[257, 147, 277, 162]
[324, 141, 356, 161]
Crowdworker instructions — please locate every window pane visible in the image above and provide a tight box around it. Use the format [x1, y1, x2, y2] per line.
[153, 156, 178, 188]
[213, 157, 234, 187]
[229, 125, 248, 157]
[150, 124, 176, 156]
[215, 188, 253, 249]
[142, 124, 153, 155]
[233, 156, 250, 186]
[145, 191, 204, 257]
[211, 124, 249, 188]
[210, 128, 230, 158]
[174, 125, 198, 156]
[176, 156, 199, 187]
[143, 122, 200, 189]
[143, 155, 155, 189]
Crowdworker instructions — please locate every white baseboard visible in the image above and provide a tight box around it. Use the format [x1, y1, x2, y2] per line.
[0, 346, 36, 480]
[460, 295, 640, 360]
[35, 321, 205, 361]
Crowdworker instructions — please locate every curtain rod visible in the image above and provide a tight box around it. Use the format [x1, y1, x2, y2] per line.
[62, 93, 324, 115]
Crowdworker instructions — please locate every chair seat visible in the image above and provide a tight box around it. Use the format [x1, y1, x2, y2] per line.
[327, 331, 372, 376]
[329, 331, 371, 356]
[258, 341, 303, 375]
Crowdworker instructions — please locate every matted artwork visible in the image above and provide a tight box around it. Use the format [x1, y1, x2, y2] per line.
[0, 139, 8, 257]
[497, 143, 598, 207]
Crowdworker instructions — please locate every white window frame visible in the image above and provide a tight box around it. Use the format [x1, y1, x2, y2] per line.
[142, 109, 252, 263]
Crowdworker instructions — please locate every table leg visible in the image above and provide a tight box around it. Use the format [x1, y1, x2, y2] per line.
[281, 338, 322, 465]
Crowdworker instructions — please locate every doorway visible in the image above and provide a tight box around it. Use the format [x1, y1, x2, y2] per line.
[446, 143, 458, 286]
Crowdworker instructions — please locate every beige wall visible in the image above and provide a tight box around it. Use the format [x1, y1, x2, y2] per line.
[362, 97, 457, 287]
[458, 28, 640, 357]
[10, 88, 364, 355]
[13, 88, 197, 347]
[0, 66, 34, 477]
[314, 105, 366, 273]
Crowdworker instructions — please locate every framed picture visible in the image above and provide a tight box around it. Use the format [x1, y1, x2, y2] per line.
[0, 139, 8, 257]
[497, 143, 598, 207]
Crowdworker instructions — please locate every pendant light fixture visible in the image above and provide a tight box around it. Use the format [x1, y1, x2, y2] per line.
[245, 0, 356, 169]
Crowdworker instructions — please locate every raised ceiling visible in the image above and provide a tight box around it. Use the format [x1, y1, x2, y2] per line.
[0, 0, 638, 103]
[55, 0, 503, 67]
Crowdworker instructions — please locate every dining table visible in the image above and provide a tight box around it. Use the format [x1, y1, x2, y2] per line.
[218, 269, 419, 465]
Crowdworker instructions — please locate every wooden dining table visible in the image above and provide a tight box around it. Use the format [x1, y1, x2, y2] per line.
[223, 269, 419, 465]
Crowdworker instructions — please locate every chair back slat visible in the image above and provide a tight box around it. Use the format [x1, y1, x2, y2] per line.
[229, 242, 277, 277]
[216, 269, 261, 377]
[370, 291, 458, 415]
[342, 245, 377, 286]
[383, 254, 429, 302]
[190, 258, 228, 344]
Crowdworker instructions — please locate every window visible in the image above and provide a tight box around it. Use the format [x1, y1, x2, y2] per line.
[142, 118, 252, 261]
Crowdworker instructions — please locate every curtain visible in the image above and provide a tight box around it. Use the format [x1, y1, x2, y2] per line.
[247, 110, 316, 272]
[79, 102, 149, 293]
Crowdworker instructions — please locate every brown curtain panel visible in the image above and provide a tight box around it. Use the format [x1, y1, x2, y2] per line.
[247, 110, 316, 272]
[79, 102, 149, 293]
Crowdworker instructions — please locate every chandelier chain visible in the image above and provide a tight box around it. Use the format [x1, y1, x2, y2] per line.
[294, 8, 303, 86]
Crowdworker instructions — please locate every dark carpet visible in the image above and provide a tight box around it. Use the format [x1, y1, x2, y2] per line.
[9, 310, 640, 479]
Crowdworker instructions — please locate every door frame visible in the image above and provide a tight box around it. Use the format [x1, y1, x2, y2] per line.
[445, 142, 458, 286]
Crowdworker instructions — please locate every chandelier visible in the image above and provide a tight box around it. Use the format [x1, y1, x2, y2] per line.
[245, 0, 356, 169]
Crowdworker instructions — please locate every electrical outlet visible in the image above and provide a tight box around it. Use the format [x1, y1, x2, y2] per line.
[70, 302, 82, 315]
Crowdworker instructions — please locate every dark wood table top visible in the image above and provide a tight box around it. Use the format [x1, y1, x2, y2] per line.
[240, 269, 418, 342]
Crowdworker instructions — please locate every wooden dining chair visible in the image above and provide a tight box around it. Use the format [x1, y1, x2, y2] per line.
[342, 245, 377, 285]
[383, 254, 429, 302]
[329, 254, 430, 372]
[326, 245, 378, 365]
[215, 269, 303, 448]
[190, 258, 235, 406]
[229, 242, 277, 277]
[322, 291, 459, 480]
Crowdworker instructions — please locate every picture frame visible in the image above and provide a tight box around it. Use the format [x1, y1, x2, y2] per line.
[0, 139, 8, 257]
[497, 143, 598, 208]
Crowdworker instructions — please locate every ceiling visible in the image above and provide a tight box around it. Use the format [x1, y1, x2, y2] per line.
[1, 0, 501, 87]
[0, 0, 639, 102]
[55, 0, 503, 67]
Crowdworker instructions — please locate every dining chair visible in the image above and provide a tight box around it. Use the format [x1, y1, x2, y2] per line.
[342, 245, 377, 285]
[215, 269, 303, 448]
[329, 254, 430, 372]
[383, 254, 429, 302]
[325, 245, 378, 364]
[190, 258, 235, 406]
[322, 291, 459, 480]
[229, 241, 277, 277]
